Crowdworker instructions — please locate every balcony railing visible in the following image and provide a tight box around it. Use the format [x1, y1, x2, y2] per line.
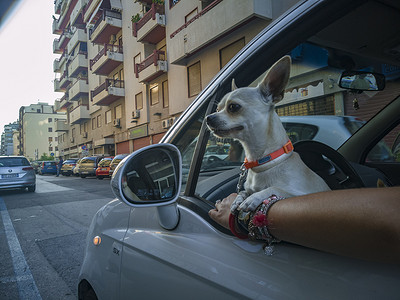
[89, 9, 122, 42]
[90, 43, 123, 70]
[170, 0, 222, 39]
[132, 3, 165, 39]
[69, 77, 89, 100]
[135, 50, 165, 77]
[91, 79, 125, 105]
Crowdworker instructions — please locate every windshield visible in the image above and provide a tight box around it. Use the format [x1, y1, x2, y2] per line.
[0, 157, 31, 167]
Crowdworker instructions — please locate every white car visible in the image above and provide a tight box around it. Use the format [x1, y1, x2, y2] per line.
[79, 0, 400, 299]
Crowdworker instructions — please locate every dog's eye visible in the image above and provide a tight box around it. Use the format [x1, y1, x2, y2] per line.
[228, 103, 241, 113]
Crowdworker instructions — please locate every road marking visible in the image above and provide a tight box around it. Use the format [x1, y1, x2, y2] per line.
[35, 178, 72, 193]
[0, 197, 42, 300]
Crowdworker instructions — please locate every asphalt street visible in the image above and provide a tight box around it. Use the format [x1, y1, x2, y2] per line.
[0, 174, 115, 300]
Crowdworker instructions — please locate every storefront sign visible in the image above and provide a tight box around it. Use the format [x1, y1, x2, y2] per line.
[129, 124, 148, 139]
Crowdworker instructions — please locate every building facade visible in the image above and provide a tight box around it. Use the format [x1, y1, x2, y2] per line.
[18, 103, 67, 161]
[52, 0, 299, 158]
[0, 122, 19, 156]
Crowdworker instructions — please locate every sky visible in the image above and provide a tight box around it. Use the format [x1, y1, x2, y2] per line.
[0, 0, 63, 131]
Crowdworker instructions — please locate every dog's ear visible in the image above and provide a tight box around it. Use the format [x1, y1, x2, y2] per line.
[231, 78, 238, 91]
[258, 56, 291, 104]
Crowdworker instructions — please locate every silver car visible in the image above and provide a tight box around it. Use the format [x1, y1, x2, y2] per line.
[79, 0, 400, 299]
[0, 156, 36, 192]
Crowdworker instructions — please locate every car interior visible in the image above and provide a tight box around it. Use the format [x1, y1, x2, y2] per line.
[170, 0, 400, 230]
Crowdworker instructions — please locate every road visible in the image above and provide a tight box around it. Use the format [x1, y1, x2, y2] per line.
[0, 175, 115, 300]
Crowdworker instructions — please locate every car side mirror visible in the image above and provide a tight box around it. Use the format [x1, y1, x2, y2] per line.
[339, 71, 385, 91]
[111, 144, 182, 229]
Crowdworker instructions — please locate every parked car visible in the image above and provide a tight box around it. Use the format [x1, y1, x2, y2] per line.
[79, 156, 104, 178]
[61, 159, 78, 176]
[79, 1, 400, 299]
[108, 154, 129, 177]
[73, 158, 83, 176]
[95, 157, 114, 180]
[38, 161, 57, 175]
[0, 156, 36, 192]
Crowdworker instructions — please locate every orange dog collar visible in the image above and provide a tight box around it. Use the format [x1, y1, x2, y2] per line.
[243, 140, 293, 169]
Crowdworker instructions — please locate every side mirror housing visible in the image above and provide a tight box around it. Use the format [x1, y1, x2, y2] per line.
[111, 143, 182, 229]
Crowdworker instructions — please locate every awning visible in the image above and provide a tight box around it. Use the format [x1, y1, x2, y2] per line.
[86, 0, 104, 28]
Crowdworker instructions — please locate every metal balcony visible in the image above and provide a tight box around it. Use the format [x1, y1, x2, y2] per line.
[90, 44, 123, 75]
[70, 0, 87, 26]
[91, 79, 125, 106]
[132, 3, 165, 44]
[70, 105, 90, 124]
[59, 71, 72, 89]
[169, 0, 272, 65]
[68, 28, 87, 55]
[89, 9, 122, 45]
[69, 77, 89, 100]
[134, 50, 167, 83]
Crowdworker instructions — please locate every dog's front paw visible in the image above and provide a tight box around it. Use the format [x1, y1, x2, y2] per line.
[238, 195, 264, 212]
[230, 193, 246, 212]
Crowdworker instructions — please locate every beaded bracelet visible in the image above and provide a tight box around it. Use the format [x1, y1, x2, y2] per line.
[248, 195, 285, 255]
[230, 195, 285, 255]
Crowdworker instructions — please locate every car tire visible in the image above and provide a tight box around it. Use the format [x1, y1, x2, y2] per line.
[97, 176, 103, 180]
[27, 185, 36, 193]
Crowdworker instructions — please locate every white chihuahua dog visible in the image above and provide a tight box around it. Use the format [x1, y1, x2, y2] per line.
[206, 56, 330, 212]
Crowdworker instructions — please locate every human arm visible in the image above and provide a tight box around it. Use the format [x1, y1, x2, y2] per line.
[209, 187, 400, 264]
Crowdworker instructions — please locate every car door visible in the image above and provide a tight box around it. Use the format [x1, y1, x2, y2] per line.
[119, 0, 400, 298]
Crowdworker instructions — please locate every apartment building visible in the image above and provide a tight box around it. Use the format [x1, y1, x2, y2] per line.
[18, 103, 67, 161]
[1, 122, 19, 156]
[52, 0, 299, 158]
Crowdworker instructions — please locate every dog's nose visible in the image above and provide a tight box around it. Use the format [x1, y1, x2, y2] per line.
[206, 114, 215, 127]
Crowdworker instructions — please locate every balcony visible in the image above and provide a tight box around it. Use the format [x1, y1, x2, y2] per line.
[70, 0, 87, 26]
[90, 44, 123, 75]
[59, 70, 72, 89]
[59, 93, 71, 110]
[91, 79, 125, 106]
[55, 119, 69, 132]
[68, 28, 87, 55]
[70, 105, 90, 124]
[135, 50, 167, 83]
[169, 0, 272, 64]
[54, 0, 62, 15]
[133, 3, 165, 44]
[54, 49, 69, 73]
[53, 29, 73, 54]
[68, 51, 88, 77]
[52, 18, 62, 35]
[89, 9, 122, 45]
[69, 77, 89, 100]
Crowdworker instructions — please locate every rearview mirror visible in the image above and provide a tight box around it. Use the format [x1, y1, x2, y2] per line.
[111, 143, 182, 207]
[339, 71, 385, 91]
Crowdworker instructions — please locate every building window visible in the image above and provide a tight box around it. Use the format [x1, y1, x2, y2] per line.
[49, 147, 53, 151]
[170, 0, 181, 8]
[72, 128, 75, 137]
[92, 118, 96, 130]
[48, 128, 53, 132]
[115, 105, 122, 119]
[48, 118, 52, 123]
[55, 137, 58, 142]
[48, 137, 53, 142]
[162, 80, 169, 108]
[135, 92, 143, 110]
[97, 115, 101, 128]
[134, 53, 141, 72]
[150, 84, 159, 106]
[219, 38, 245, 69]
[55, 146, 58, 151]
[105, 110, 112, 124]
[187, 61, 201, 97]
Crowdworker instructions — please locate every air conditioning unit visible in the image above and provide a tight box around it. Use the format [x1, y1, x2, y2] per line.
[70, 137, 74, 143]
[162, 118, 173, 129]
[82, 132, 88, 138]
[132, 110, 140, 119]
[113, 118, 121, 128]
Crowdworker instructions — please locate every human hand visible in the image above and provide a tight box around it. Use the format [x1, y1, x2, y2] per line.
[208, 193, 237, 229]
